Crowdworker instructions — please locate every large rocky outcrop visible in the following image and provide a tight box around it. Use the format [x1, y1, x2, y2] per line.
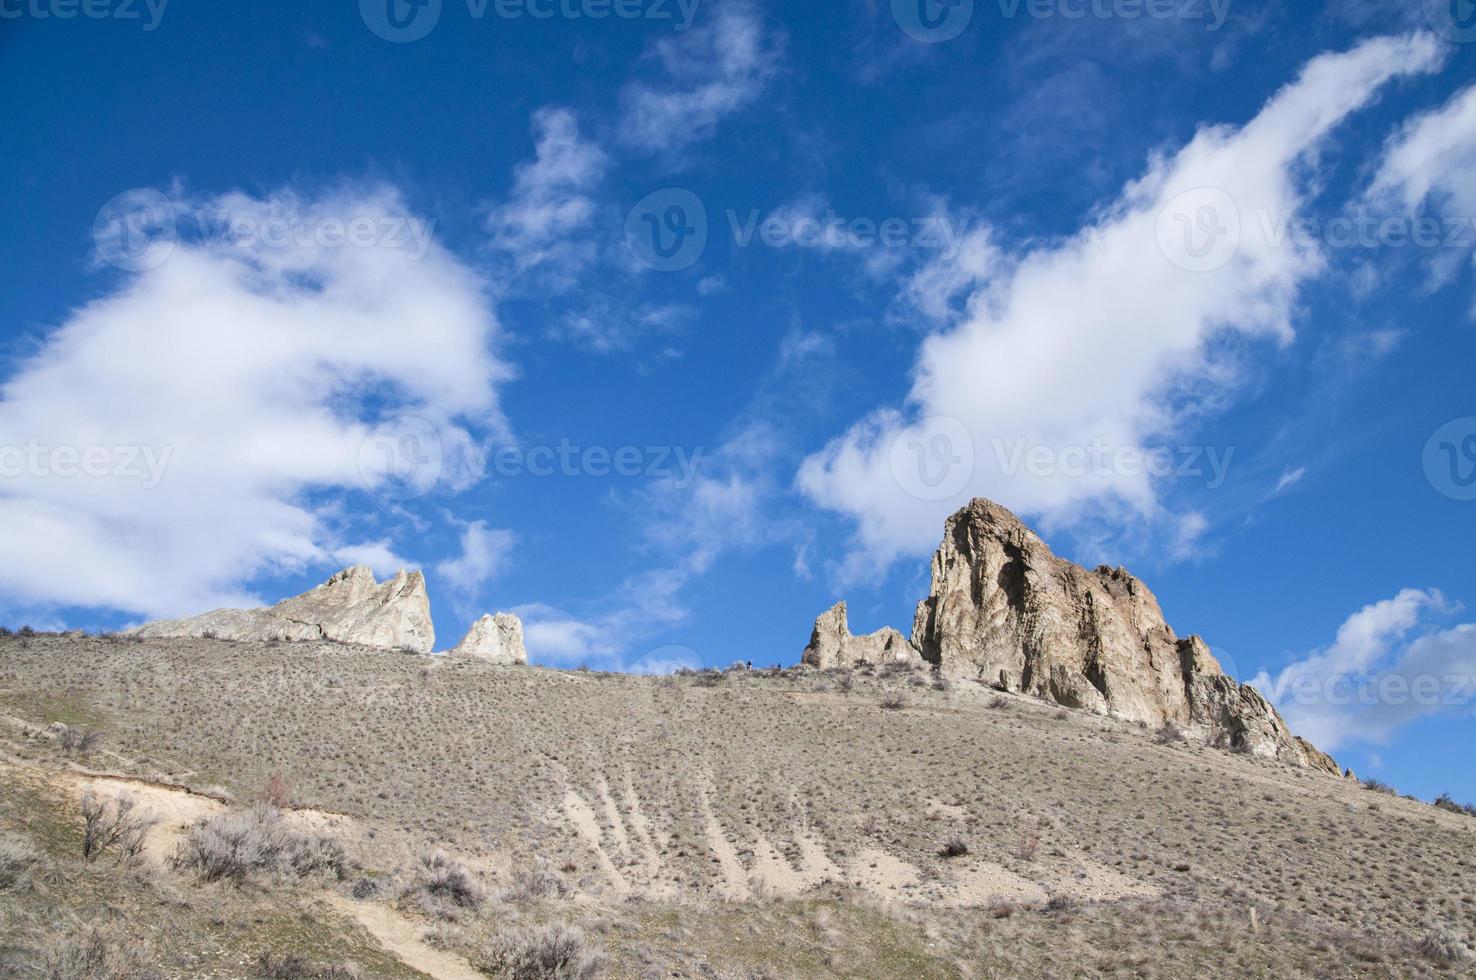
[802, 601, 924, 669]
[449, 612, 527, 664]
[909, 498, 1339, 774]
[130, 565, 435, 653]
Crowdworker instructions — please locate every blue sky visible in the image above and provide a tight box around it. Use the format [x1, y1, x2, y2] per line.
[2, 0, 1474, 801]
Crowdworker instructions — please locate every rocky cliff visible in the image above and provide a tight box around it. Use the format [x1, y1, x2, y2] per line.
[801, 601, 922, 669]
[449, 612, 527, 664]
[800, 499, 1337, 772]
[130, 565, 435, 653]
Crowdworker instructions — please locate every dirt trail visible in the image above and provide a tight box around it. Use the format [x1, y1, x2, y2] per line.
[323, 893, 484, 980]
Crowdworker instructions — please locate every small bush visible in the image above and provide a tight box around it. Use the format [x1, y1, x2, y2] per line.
[879, 695, 906, 711]
[1434, 793, 1476, 817]
[259, 770, 294, 808]
[986, 695, 1009, 710]
[1363, 778, 1396, 795]
[1155, 722, 1186, 745]
[939, 835, 969, 859]
[56, 726, 104, 755]
[41, 926, 159, 979]
[511, 865, 569, 901]
[80, 793, 155, 865]
[1016, 831, 1041, 862]
[691, 670, 724, 688]
[254, 952, 362, 979]
[1411, 928, 1470, 964]
[480, 924, 605, 980]
[175, 805, 346, 883]
[0, 834, 43, 891]
[411, 850, 486, 909]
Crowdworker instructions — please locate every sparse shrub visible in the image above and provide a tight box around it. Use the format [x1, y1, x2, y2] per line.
[931, 675, 951, 692]
[1363, 778, 1396, 795]
[80, 792, 155, 864]
[988, 901, 1015, 919]
[511, 865, 569, 901]
[986, 695, 1009, 710]
[939, 835, 969, 859]
[691, 670, 724, 688]
[254, 952, 362, 979]
[411, 850, 486, 909]
[879, 695, 906, 711]
[175, 804, 346, 883]
[1434, 793, 1476, 817]
[350, 875, 379, 900]
[837, 673, 855, 695]
[1155, 722, 1186, 745]
[480, 924, 605, 980]
[1045, 893, 1076, 912]
[0, 833, 43, 890]
[57, 726, 104, 755]
[41, 926, 159, 979]
[1411, 928, 1470, 964]
[1053, 709, 1069, 720]
[259, 770, 294, 808]
[1016, 831, 1041, 862]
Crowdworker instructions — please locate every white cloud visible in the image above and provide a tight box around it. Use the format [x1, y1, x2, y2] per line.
[798, 33, 1447, 580]
[1274, 466, 1307, 493]
[435, 521, 516, 599]
[485, 107, 607, 285]
[1251, 589, 1476, 751]
[0, 186, 510, 619]
[332, 540, 414, 578]
[1369, 79, 1476, 312]
[618, 0, 783, 155]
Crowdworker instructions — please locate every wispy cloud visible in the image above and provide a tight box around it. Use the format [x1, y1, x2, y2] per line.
[1252, 589, 1476, 751]
[618, 0, 783, 156]
[797, 33, 1448, 582]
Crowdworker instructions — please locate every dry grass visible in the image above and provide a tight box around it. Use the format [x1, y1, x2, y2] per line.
[1, 633, 1474, 977]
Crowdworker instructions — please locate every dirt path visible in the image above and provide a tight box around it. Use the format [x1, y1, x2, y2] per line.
[323, 893, 485, 980]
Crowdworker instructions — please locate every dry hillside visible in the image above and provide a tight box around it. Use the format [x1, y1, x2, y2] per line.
[1, 632, 1473, 978]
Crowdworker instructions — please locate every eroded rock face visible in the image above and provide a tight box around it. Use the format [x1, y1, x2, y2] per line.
[449, 612, 527, 664]
[802, 601, 923, 669]
[130, 565, 435, 653]
[911, 498, 1339, 774]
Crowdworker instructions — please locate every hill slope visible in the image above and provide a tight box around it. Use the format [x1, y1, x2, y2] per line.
[1, 633, 1472, 978]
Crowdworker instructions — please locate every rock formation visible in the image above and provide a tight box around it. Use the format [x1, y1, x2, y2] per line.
[801, 601, 924, 669]
[130, 565, 435, 653]
[909, 498, 1338, 773]
[448, 612, 527, 664]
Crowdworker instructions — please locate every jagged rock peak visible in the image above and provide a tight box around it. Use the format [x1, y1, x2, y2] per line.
[801, 600, 923, 669]
[129, 565, 435, 653]
[910, 497, 1340, 775]
[449, 612, 527, 664]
